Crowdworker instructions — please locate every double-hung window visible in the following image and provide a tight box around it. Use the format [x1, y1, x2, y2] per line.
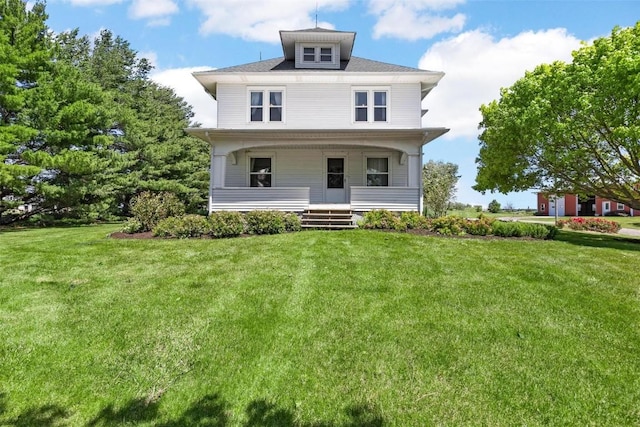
[366, 157, 389, 186]
[249, 157, 272, 187]
[302, 46, 333, 64]
[353, 88, 389, 123]
[249, 88, 284, 123]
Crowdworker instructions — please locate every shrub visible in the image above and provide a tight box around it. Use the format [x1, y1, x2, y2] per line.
[359, 210, 405, 231]
[284, 213, 302, 232]
[430, 215, 467, 235]
[464, 216, 495, 236]
[490, 221, 556, 239]
[557, 217, 620, 233]
[121, 218, 142, 234]
[400, 211, 430, 230]
[488, 199, 501, 213]
[153, 214, 208, 238]
[130, 192, 185, 232]
[244, 210, 286, 235]
[208, 211, 245, 238]
[491, 221, 523, 237]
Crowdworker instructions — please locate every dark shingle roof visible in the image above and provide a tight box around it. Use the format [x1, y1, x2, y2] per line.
[206, 56, 428, 74]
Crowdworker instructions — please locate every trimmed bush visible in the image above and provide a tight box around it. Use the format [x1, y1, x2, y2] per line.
[491, 221, 524, 237]
[359, 209, 405, 231]
[557, 217, 620, 233]
[245, 210, 287, 235]
[130, 192, 185, 232]
[208, 211, 245, 238]
[464, 215, 495, 236]
[491, 221, 556, 239]
[121, 218, 143, 234]
[153, 214, 208, 238]
[284, 213, 302, 232]
[430, 216, 468, 236]
[400, 211, 430, 230]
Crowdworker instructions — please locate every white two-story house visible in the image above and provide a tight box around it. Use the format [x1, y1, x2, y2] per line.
[187, 27, 448, 217]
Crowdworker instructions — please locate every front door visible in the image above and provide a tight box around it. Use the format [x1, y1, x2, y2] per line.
[325, 157, 346, 203]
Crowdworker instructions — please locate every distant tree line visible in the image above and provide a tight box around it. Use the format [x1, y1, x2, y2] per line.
[0, 0, 209, 224]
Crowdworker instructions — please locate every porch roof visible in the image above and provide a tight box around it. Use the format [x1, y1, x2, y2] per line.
[186, 127, 449, 147]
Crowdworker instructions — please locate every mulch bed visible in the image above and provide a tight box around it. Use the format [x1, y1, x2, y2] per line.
[109, 231, 155, 239]
[109, 229, 529, 240]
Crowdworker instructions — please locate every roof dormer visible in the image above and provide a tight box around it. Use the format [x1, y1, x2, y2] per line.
[279, 28, 356, 70]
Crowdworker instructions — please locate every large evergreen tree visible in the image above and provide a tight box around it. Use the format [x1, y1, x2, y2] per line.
[0, 0, 50, 222]
[0, 6, 209, 224]
[56, 29, 209, 214]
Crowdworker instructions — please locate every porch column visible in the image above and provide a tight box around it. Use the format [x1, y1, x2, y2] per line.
[209, 148, 227, 213]
[211, 153, 227, 188]
[407, 153, 422, 213]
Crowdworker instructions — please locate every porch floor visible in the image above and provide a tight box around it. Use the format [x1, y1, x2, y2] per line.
[308, 204, 351, 210]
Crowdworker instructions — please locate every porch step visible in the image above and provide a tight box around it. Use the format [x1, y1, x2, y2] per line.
[301, 209, 356, 230]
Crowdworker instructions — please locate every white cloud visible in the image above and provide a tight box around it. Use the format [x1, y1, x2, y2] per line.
[151, 67, 218, 127]
[419, 28, 583, 139]
[65, 0, 123, 5]
[146, 17, 172, 27]
[369, 0, 466, 40]
[186, 0, 350, 43]
[129, 0, 178, 20]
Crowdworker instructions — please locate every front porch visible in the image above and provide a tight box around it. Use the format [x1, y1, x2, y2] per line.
[209, 186, 421, 213]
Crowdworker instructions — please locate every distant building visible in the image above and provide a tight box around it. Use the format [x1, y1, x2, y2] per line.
[537, 193, 636, 217]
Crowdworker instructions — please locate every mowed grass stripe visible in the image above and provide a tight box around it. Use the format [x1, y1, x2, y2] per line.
[0, 225, 639, 425]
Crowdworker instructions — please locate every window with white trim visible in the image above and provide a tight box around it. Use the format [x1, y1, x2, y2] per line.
[540, 203, 546, 212]
[353, 88, 389, 123]
[248, 88, 284, 123]
[617, 202, 625, 210]
[366, 157, 390, 186]
[249, 157, 272, 187]
[302, 45, 334, 63]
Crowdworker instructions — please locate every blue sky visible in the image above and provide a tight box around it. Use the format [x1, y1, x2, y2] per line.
[43, 0, 639, 208]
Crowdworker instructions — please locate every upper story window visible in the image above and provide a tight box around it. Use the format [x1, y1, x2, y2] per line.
[301, 45, 334, 64]
[248, 88, 284, 123]
[353, 88, 390, 123]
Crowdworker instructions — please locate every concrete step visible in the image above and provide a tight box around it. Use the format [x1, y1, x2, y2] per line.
[301, 209, 355, 230]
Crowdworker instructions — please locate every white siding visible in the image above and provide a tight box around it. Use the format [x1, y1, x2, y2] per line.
[350, 187, 420, 212]
[217, 83, 422, 129]
[221, 148, 409, 204]
[212, 187, 310, 212]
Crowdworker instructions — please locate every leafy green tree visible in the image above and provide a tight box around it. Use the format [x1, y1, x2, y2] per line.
[0, 0, 51, 222]
[422, 160, 460, 217]
[488, 199, 501, 213]
[475, 23, 640, 210]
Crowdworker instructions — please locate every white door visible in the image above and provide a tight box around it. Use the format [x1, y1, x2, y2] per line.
[549, 196, 565, 216]
[602, 201, 611, 215]
[325, 156, 347, 203]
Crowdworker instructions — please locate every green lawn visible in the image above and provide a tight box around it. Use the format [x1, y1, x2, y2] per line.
[449, 209, 640, 230]
[1, 225, 639, 426]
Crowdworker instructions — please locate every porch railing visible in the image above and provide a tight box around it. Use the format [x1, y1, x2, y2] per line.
[211, 187, 310, 212]
[350, 186, 420, 212]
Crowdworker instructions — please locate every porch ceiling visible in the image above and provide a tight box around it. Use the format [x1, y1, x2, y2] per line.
[186, 127, 449, 146]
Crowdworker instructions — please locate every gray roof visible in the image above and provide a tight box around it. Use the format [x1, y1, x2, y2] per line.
[283, 27, 349, 33]
[206, 56, 429, 74]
